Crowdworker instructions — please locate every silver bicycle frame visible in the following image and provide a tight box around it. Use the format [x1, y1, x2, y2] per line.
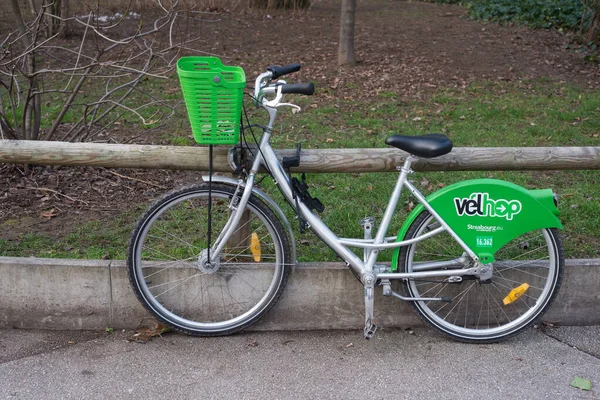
[210, 74, 479, 283]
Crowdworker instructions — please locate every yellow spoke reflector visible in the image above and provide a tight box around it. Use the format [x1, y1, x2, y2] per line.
[250, 232, 261, 262]
[503, 283, 530, 305]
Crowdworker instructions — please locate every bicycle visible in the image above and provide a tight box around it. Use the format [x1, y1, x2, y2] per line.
[126, 63, 564, 343]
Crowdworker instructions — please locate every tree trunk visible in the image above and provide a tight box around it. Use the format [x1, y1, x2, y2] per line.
[58, 0, 69, 41]
[8, 0, 28, 36]
[587, 10, 600, 43]
[27, 0, 36, 16]
[228, 210, 251, 255]
[8, 0, 41, 141]
[338, 0, 357, 67]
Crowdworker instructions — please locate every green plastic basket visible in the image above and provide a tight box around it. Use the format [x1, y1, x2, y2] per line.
[177, 57, 246, 145]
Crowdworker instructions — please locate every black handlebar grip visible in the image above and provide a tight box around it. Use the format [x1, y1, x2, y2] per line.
[281, 82, 315, 96]
[267, 63, 301, 79]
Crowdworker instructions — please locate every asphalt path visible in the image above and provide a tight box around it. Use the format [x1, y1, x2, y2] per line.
[1, 326, 599, 399]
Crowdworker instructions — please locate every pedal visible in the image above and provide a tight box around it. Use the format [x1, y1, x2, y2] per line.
[364, 319, 378, 340]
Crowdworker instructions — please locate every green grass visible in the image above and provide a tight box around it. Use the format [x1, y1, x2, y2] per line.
[0, 210, 139, 259]
[1, 79, 599, 261]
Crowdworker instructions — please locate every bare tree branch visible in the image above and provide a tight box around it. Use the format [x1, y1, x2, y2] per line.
[2, 0, 200, 142]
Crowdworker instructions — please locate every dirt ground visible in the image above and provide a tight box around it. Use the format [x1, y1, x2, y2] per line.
[1, 0, 599, 244]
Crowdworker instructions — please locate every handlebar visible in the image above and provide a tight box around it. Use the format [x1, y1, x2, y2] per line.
[254, 63, 315, 110]
[280, 83, 315, 96]
[267, 63, 301, 79]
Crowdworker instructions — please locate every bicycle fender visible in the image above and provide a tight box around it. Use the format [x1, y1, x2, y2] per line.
[202, 175, 297, 266]
[391, 179, 562, 271]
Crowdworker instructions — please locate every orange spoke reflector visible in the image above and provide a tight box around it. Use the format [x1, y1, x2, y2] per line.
[503, 283, 530, 305]
[250, 232, 261, 262]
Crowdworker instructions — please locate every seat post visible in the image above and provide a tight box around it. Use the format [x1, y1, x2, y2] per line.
[400, 155, 418, 173]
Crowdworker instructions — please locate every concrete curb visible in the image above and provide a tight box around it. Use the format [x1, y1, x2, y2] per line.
[1, 257, 599, 331]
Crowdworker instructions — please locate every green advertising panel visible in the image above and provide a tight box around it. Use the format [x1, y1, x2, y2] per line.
[391, 179, 562, 270]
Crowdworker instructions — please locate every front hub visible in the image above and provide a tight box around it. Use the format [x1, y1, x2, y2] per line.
[198, 249, 220, 274]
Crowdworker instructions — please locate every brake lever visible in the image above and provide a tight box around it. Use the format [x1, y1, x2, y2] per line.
[263, 83, 285, 108]
[278, 103, 302, 113]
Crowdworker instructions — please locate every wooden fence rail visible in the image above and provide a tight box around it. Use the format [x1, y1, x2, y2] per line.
[1, 140, 599, 172]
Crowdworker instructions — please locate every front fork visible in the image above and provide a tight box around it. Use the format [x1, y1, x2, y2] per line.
[209, 174, 256, 263]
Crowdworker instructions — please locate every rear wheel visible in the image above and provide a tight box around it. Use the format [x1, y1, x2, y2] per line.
[399, 211, 563, 343]
[127, 183, 291, 336]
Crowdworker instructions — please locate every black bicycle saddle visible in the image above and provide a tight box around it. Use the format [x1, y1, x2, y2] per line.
[385, 134, 453, 158]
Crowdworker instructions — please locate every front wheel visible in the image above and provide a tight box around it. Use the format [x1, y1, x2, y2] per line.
[127, 183, 291, 336]
[399, 211, 564, 343]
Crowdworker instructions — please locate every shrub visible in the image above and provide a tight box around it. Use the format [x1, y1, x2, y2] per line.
[467, 0, 591, 30]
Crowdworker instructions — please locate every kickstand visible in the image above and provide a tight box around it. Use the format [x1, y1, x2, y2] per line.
[363, 277, 377, 340]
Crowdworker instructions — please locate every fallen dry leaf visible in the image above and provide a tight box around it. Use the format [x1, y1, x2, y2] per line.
[40, 209, 58, 219]
[127, 322, 171, 343]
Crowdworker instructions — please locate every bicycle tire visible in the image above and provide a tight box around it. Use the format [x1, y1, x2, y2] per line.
[399, 210, 563, 343]
[127, 183, 291, 336]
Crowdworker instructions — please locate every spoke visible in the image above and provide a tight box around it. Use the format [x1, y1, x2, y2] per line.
[426, 230, 457, 258]
[493, 270, 545, 292]
[181, 287, 204, 320]
[141, 256, 197, 269]
[220, 280, 227, 320]
[416, 281, 445, 297]
[496, 233, 545, 255]
[225, 273, 265, 295]
[200, 275, 212, 322]
[170, 198, 209, 246]
[427, 283, 448, 314]
[146, 227, 202, 252]
[495, 256, 550, 270]
[483, 285, 503, 327]
[462, 284, 470, 328]
[432, 281, 473, 315]
[442, 282, 477, 321]
[224, 230, 273, 262]
[216, 262, 278, 268]
[476, 289, 485, 329]
[149, 273, 202, 290]
[499, 244, 548, 262]
[141, 244, 189, 262]
[452, 284, 465, 326]
[222, 286, 250, 307]
[143, 256, 198, 279]
[495, 262, 551, 280]
[220, 254, 278, 261]
[218, 215, 257, 257]
[423, 281, 452, 311]
[488, 282, 520, 322]
[153, 273, 202, 298]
